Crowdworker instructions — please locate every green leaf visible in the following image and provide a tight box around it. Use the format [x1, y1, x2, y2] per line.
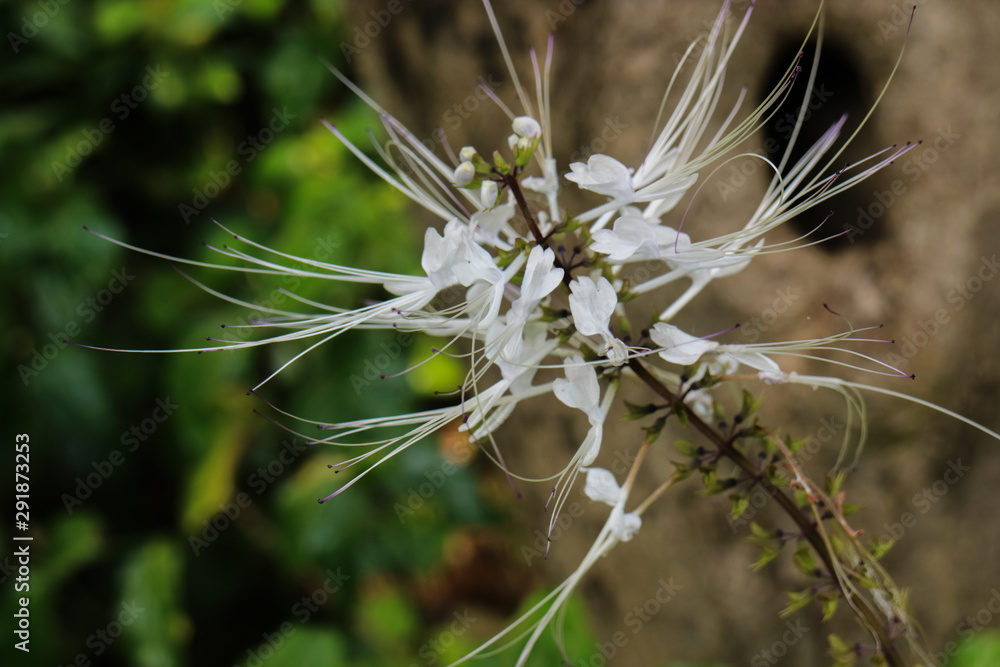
[749, 521, 773, 542]
[827, 633, 858, 666]
[624, 401, 659, 421]
[740, 388, 762, 420]
[821, 595, 838, 621]
[673, 439, 698, 457]
[841, 502, 863, 517]
[793, 542, 817, 576]
[825, 470, 848, 496]
[780, 589, 813, 617]
[730, 494, 750, 520]
[751, 545, 780, 571]
[643, 416, 667, 445]
[870, 537, 894, 560]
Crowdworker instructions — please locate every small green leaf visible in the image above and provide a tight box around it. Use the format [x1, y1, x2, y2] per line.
[793, 542, 817, 576]
[821, 595, 838, 621]
[749, 521, 773, 542]
[825, 470, 848, 496]
[673, 439, 698, 457]
[780, 589, 812, 617]
[751, 545, 780, 571]
[643, 416, 667, 445]
[870, 538, 894, 560]
[841, 502, 863, 517]
[730, 494, 750, 520]
[624, 401, 659, 421]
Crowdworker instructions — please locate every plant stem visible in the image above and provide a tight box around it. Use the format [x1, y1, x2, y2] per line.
[626, 358, 907, 667]
[503, 173, 575, 288]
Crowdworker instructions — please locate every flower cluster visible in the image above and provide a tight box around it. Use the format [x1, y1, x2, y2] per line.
[84, 1, 1000, 665]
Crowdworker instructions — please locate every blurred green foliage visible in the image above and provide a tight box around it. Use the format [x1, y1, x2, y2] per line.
[0, 0, 598, 664]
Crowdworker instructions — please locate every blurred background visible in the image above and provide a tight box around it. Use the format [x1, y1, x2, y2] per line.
[2, 1, 1000, 666]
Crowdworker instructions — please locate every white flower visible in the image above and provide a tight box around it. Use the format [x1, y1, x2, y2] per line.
[498, 245, 563, 362]
[583, 467, 622, 504]
[568, 275, 628, 366]
[565, 154, 634, 202]
[650, 322, 719, 366]
[591, 215, 687, 262]
[553, 355, 602, 428]
[715, 346, 781, 374]
[582, 467, 642, 542]
[420, 219, 468, 289]
[608, 505, 642, 542]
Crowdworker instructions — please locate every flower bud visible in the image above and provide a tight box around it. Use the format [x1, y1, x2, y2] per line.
[453, 161, 476, 186]
[480, 180, 498, 209]
[512, 115, 542, 139]
[459, 146, 478, 162]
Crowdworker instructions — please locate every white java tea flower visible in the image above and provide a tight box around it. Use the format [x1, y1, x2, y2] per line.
[80, 0, 1000, 665]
